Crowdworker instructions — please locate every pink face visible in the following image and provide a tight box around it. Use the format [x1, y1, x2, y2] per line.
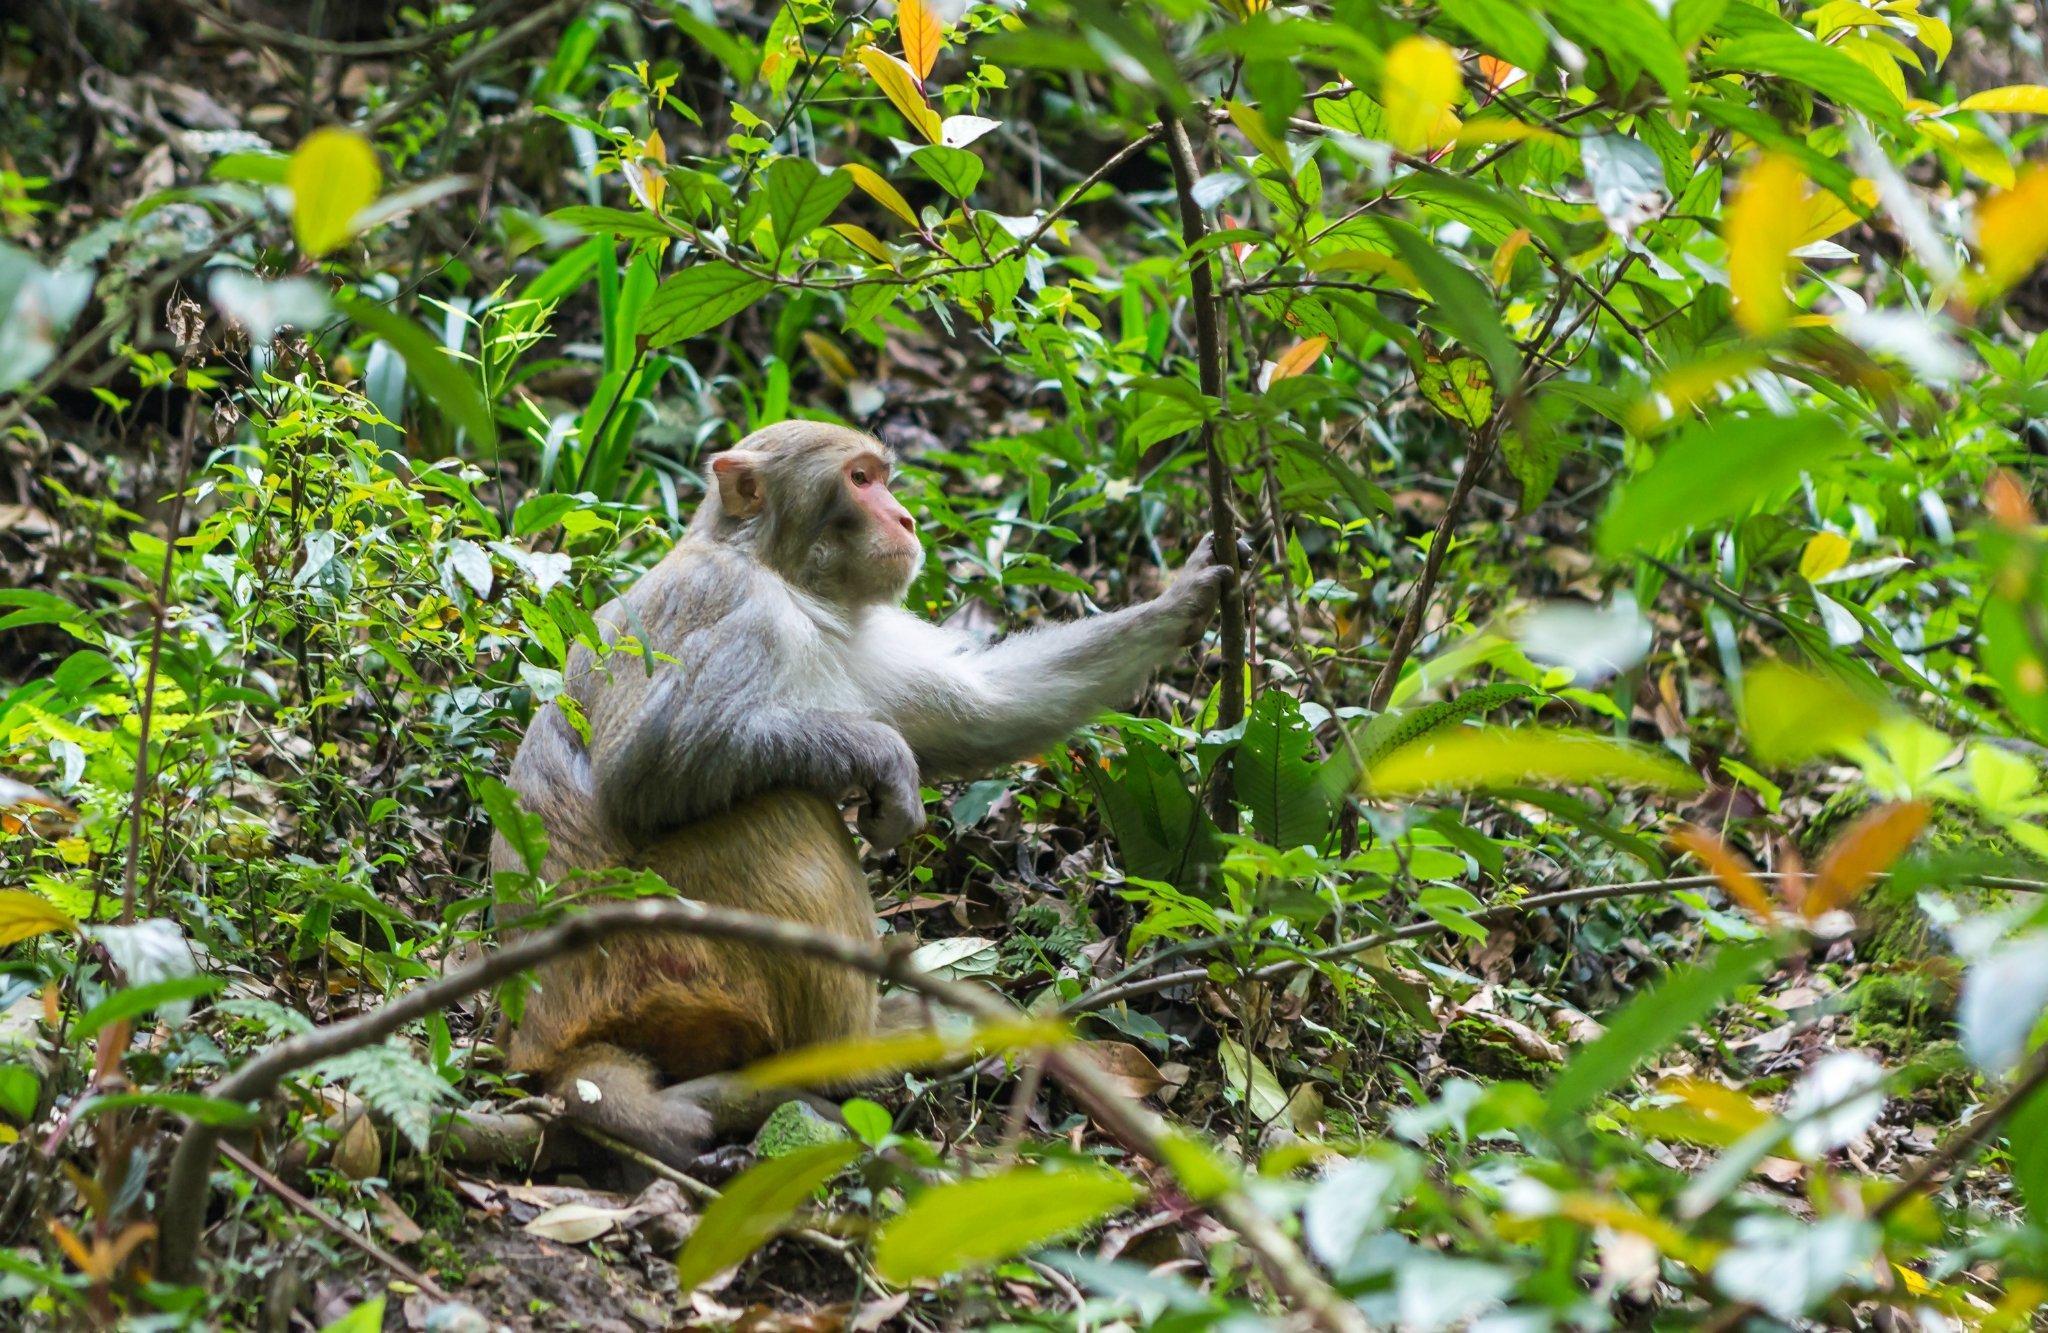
[845, 451, 920, 565]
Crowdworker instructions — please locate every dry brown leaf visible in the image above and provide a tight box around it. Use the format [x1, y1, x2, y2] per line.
[1080, 1040, 1167, 1098]
[1807, 801, 1930, 918]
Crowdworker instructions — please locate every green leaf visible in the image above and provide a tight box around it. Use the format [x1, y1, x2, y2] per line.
[1596, 413, 1853, 558]
[910, 145, 984, 199]
[512, 493, 583, 538]
[477, 778, 549, 875]
[2009, 1081, 2048, 1225]
[1546, 0, 1688, 100]
[872, 1164, 1138, 1282]
[1238, 692, 1335, 850]
[287, 127, 380, 257]
[1344, 683, 1536, 785]
[74, 1089, 258, 1128]
[340, 298, 499, 448]
[1382, 219, 1521, 391]
[764, 159, 853, 254]
[318, 1296, 388, 1333]
[1547, 938, 1777, 1125]
[1439, 0, 1549, 70]
[74, 975, 225, 1041]
[1093, 738, 1222, 890]
[548, 205, 684, 242]
[676, 1141, 862, 1289]
[1709, 32, 1907, 126]
[1364, 726, 1702, 796]
[0, 1064, 38, 1123]
[638, 263, 774, 347]
[1739, 662, 1887, 765]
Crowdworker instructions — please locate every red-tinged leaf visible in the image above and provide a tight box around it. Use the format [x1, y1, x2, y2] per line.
[1806, 801, 1930, 919]
[1671, 826, 1778, 922]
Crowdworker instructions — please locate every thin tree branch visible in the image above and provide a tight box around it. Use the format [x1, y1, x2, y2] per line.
[1162, 113, 1248, 830]
[155, 899, 1361, 1330]
[1367, 422, 1499, 712]
[1872, 1037, 2048, 1220]
[216, 1141, 451, 1302]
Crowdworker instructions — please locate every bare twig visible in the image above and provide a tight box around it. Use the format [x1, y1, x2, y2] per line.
[1366, 422, 1499, 712]
[1162, 114, 1248, 829]
[217, 1142, 451, 1302]
[1067, 870, 2048, 1015]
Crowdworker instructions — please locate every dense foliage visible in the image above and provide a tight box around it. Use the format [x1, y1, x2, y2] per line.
[5, 0, 2048, 1327]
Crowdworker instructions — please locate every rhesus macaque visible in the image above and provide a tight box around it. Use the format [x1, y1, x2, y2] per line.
[495, 420, 1228, 1166]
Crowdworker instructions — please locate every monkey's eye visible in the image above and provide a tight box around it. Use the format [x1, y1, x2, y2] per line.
[850, 468, 871, 486]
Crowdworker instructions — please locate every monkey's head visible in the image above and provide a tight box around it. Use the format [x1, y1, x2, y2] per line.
[692, 421, 925, 606]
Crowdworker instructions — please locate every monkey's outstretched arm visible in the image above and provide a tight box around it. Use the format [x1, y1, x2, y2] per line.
[881, 535, 1231, 777]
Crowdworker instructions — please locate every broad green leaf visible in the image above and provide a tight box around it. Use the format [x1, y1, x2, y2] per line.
[1595, 413, 1852, 557]
[1546, 0, 1687, 100]
[1546, 938, 1777, 1124]
[858, 47, 942, 143]
[1382, 220, 1520, 390]
[1344, 684, 1536, 788]
[340, 298, 499, 447]
[1380, 35, 1462, 153]
[1364, 726, 1702, 796]
[74, 975, 225, 1041]
[1710, 32, 1906, 126]
[872, 1164, 1138, 1282]
[1738, 663, 1887, 767]
[0, 1065, 35, 1123]
[0, 889, 76, 947]
[548, 205, 683, 242]
[1237, 692, 1334, 850]
[638, 263, 774, 347]
[675, 1140, 862, 1289]
[1727, 154, 1807, 334]
[287, 127, 380, 257]
[1093, 738, 1222, 889]
[910, 145, 982, 199]
[764, 159, 853, 254]
[74, 1089, 257, 1127]
[1438, 0, 1548, 70]
[2007, 1081, 2048, 1224]
[737, 1017, 1068, 1088]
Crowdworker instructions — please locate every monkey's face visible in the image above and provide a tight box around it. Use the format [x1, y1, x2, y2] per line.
[817, 447, 924, 604]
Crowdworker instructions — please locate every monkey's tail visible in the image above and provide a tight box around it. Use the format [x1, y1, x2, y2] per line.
[546, 1043, 713, 1167]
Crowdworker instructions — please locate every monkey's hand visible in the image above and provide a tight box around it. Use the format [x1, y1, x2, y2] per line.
[851, 726, 926, 850]
[1155, 532, 1237, 646]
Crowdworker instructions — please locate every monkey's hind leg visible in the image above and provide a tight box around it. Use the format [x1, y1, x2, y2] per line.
[548, 1043, 716, 1168]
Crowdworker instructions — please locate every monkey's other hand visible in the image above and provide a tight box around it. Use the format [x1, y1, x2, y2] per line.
[853, 729, 925, 850]
[1158, 532, 1236, 645]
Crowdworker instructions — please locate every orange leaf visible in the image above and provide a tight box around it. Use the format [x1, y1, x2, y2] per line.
[899, 0, 944, 83]
[1806, 801, 1930, 919]
[1987, 469, 2037, 531]
[1671, 826, 1778, 922]
[1476, 55, 1524, 94]
[1266, 335, 1328, 385]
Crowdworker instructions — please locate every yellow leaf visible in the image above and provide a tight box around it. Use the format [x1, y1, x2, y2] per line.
[1265, 335, 1327, 386]
[1226, 100, 1293, 169]
[1670, 827, 1779, 922]
[1726, 153, 1807, 335]
[1798, 531, 1851, 581]
[843, 162, 920, 230]
[858, 47, 942, 144]
[828, 222, 894, 262]
[1492, 227, 1532, 285]
[1792, 179, 1876, 248]
[1961, 85, 2048, 114]
[737, 1016, 1068, 1088]
[899, 0, 944, 83]
[1363, 727, 1702, 796]
[1312, 248, 1417, 287]
[1453, 118, 1559, 148]
[1739, 662, 1885, 766]
[0, 889, 77, 948]
[1381, 35, 1463, 154]
[286, 127, 381, 258]
[1807, 801, 1930, 918]
[1977, 165, 2048, 296]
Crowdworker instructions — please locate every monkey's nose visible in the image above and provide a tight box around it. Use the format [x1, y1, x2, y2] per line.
[897, 515, 914, 534]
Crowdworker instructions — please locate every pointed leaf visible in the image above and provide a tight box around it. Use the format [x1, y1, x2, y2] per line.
[1806, 801, 1929, 918]
[0, 890, 77, 948]
[1380, 35, 1462, 152]
[1596, 413, 1852, 557]
[287, 127, 380, 257]
[340, 298, 498, 447]
[639, 263, 774, 347]
[1728, 154, 1807, 334]
[899, 0, 944, 82]
[873, 1165, 1138, 1282]
[844, 163, 920, 230]
[858, 47, 942, 143]
[675, 1140, 862, 1289]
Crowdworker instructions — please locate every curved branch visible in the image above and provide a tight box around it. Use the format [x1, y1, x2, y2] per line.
[155, 898, 1362, 1330]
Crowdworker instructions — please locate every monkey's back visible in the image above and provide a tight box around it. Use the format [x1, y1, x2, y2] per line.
[499, 785, 877, 1084]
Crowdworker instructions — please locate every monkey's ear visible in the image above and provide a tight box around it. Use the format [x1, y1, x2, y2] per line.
[710, 450, 767, 518]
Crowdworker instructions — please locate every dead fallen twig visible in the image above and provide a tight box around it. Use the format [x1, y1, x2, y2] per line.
[217, 1141, 450, 1303]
